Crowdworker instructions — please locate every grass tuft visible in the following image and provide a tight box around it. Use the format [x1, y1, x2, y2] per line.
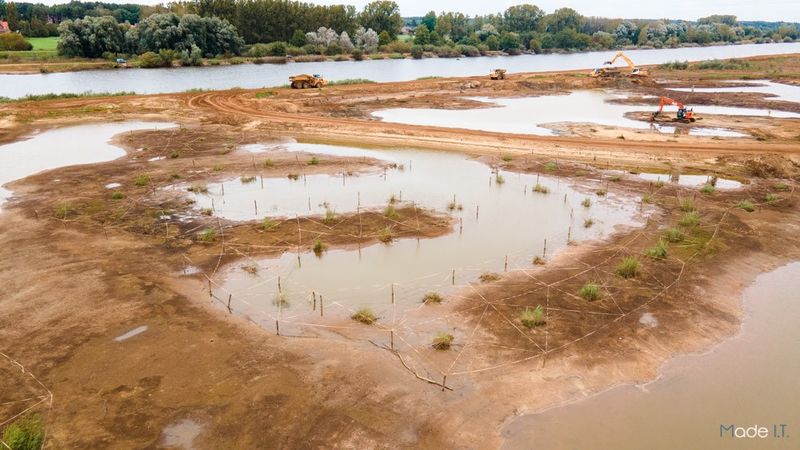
[700, 183, 716, 194]
[2, 413, 44, 450]
[765, 193, 779, 204]
[520, 305, 546, 328]
[543, 161, 557, 171]
[198, 228, 217, 242]
[646, 240, 668, 260]
[582, 198, 591, 208]
[584, 218, 594, 228]
[579, 282, 600, 301]
[312, 238, 327, 256]
[261, 217, 277, 231]
[679, 211, 700, 227]
[616, 256, 639, 279]
[384, 204, 399, 219]
[187, 183, 208, 193]
[308, 156, 319, 165]
[352, 307, 377, 324]
[134, 174, 151, 187]
[479, 272, 500, 283]
[664, 227, 684, 243]
[678, 195, 696, 212]
[432, 332, 454, 350]
[422, 292, 443, 304]
[379, 226, 393, 243]
[111, 191, 124, 200]
[532, 256, 546, 265]
[533, 183, 550, 194]
[240, 175, 256, 184]
[737, 200, 755, 212]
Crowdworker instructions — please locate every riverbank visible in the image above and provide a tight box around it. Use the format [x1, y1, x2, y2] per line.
[1, 61, 799, 447]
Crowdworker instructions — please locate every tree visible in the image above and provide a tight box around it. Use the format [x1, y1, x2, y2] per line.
[499, 31, 520, 52]
[546, 7, 583, 33]
[6, 1, 18, 31]
[503, 4, 544, 33]
[339, 31, 354, 52]
[359, 1, 402, 39]
[57, 16, 127, 57]
[306, 27, 338, 46]
[413, 23, 430, 45]
[378, 30, 390, 46]
[355, 26, 378, 52]
[127, 13, 243, 57]
[421, 10, 436, 31]
[0, 0, 6, 19]
[290, 29, 306, 47]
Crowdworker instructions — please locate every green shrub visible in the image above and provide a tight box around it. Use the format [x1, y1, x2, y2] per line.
[579, 283, 600, 301]
[696, 58, 751, 70]
[111, 191, 124, 200]
[661, 60, 689, 70]
[2, 413, 44, 450]
[616, 257, 639, 278]
[646, 240, 668, 260]
[351, 48, 364, 61]
[323, 208, 335, 224]
[410, 44, 424, 59]
[352, 307, 377, 324]
[187, 183, 208, 193]
[138, 51, 166, 68]
[520, 305, 545, 328]
[0, 33, 33, 51]
[533, 183, 549, 194]
[582, 198, 591, 208]
[765, 193, 779, 204]
[543, 161, 558, 171]
[308, 156, 319, 165]
[379, 226, 393, 243]
[584, 218, 594, 228]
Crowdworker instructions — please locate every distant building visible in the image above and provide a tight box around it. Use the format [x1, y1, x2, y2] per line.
[0, 21, 10, 34]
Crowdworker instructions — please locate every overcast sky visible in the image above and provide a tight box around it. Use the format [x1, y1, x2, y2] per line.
[27, 0, 800, 22]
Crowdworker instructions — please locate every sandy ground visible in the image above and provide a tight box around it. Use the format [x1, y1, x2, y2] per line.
[1, 54, 800, 448]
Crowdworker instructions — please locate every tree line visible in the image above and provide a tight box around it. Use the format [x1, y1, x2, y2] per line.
[1, 1, 797, 60]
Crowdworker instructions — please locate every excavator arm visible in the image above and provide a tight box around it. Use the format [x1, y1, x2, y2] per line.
[605, 52, 636, 70]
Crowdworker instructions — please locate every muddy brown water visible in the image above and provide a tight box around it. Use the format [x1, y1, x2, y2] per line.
[372, 91, 799, 137]
[202, 142, 645, 344]
[501, 262, 800, 449]
[0, 121, 175, 210]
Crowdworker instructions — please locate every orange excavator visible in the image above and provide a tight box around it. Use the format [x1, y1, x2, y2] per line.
[651, 96, 698, 123]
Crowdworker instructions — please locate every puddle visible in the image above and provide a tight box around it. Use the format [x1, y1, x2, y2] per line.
[0, 122, 175, 210]
[372, 91, 799, 137]
[501, 262, 800, 449]
[161, 418, 203, 449]
[180, 266, 203, 276]
[105, 182, 122, 189]
[148, 156, 166, 162]
[114, 325, 148, 342]
[669, 80, 800, 103]
[206, 142, 644, 327]
[637, 173, 742, 189]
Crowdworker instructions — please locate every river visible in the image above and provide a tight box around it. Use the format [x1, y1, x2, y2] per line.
[1, 42, 799, 99]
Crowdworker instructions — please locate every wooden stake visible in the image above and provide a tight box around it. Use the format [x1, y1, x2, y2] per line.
[442, 375, 447, 391]
[390, 330, 394, 350]
[459, 218, 463, 234]
[208, 279, 212, 297]
[278, 276, 282, 292]
[543, 238, 547, 257]
[276, 319, 280, 335]
[391, 284, 395, 304]
[452, 269, 455, 285]
[504, 255, 508, 272]
[221, 183, 225, 196]
[476, 205, 479, 220]
[254, 200, 258, 216]
[313, 291, 317, 310]
[227, 294, 232, 313]
[320, 295, 324, 316]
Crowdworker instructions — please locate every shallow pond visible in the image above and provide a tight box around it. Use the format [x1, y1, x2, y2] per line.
[372, 91, 797, 137]
[501, 262, 800, 450]
[669, 80, 800, 104]
[201, 142, 644, 329]
[0, 121, 175, 210]
[637, 173, 743, 189]
[1, 43, 799, 98]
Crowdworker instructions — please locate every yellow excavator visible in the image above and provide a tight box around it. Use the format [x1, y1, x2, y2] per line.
[590, 52, 648, 78]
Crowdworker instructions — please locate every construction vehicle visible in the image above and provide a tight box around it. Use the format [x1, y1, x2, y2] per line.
[651, 96, 698, 123]
[289, 74, 327, 89]
[489, 69, 507, 80]
[590, 52, 648, 78]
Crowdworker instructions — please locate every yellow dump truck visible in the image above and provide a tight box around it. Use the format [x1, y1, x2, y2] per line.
[289, 74, 328, 89]
[490, 69, 507, 80]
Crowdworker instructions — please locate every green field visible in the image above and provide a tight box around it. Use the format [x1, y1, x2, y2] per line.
[27, 36, 59, 51]
[0, 36, 59, 59]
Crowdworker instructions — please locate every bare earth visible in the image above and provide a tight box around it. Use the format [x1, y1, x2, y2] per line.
[1, 54, 800, 448]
